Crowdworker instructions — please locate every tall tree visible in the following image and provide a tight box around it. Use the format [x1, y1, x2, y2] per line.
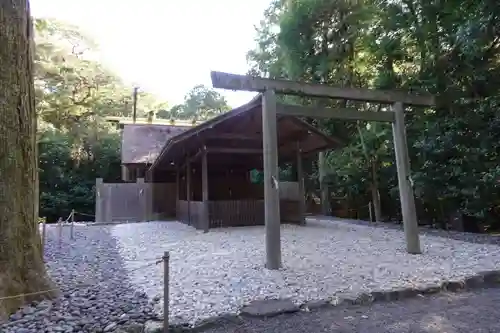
[249, 0, 500, 228]
[32, 19, 169, 222]
[159, 84, 231, 121]
[34, 18, 168, 131]
[0, 0, 55, 318]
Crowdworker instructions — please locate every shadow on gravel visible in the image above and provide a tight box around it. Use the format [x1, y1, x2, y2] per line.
[311, 216, 500, 246]
[200, 288, 500, 333]
[2, 225, 158, 332]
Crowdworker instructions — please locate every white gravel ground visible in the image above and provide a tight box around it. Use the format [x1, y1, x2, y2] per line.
[106, 218, 500, 325]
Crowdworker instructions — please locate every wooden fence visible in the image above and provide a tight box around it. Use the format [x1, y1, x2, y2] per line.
[95, 178, 176, 222]
[176, 181, 302, 229]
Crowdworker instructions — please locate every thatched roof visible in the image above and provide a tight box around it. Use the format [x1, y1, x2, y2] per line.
[121, 124, 190, 164]
[105, 116, 203, 126]
[149, 94, 344, 171]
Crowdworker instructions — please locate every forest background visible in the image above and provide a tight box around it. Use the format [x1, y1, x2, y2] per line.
[36, 0, 500, 231]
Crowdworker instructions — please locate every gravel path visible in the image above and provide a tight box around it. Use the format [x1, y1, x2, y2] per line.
[112, 218, 500, 325]
[201, 287, 500, 333]
[312, 216, 500, 245]
[2, 225, 158, 333]
[3, 217, 500, 332]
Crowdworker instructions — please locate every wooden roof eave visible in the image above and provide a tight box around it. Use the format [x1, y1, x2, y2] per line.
[148, 94, 263, 172]
[147, 95, 345, 174]
[282, 115, 344, 150]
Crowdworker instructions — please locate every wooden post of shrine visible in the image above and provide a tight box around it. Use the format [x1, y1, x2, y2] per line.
[392, 102, 421, 254]
[296, 142, 306, 225]
[262, 89, 281, 270]
[201, 147, 209, 233]
[186, 157, 191, 225]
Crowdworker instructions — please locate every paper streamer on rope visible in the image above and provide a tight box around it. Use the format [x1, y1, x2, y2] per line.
[271, 176, 279, 190]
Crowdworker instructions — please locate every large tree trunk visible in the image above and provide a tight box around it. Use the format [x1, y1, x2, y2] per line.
[0, 0, 55, 319]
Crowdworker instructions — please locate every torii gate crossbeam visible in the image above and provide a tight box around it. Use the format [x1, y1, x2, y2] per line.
[211, 71, 435, 270]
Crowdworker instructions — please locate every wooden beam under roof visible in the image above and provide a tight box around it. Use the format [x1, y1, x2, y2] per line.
[276, 103, 396, 122]
[207, 147, 262, 154]
[211, 71, 435, 107]
[205, 133, 261, 141]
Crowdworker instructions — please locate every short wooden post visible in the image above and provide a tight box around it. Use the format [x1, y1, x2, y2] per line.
[201, 148, 209, 233]
[57, 217, 63, 249]
[137, 178, 148, 222]
[70, 209, 75, 240]
[121, 165, 129, 182]
[262, 89, 281, 270]
[368, 201, 373, 222]
[175, 166, 180, 219]
[175, 167, 180, 202]
[186, 158, 191, 225]
[106, 184, 112, 222]
[392, 102, 421, 254]
[95, 178, 104, 222]
[296, 142, 306, 225]
[163, 251, 170, 333]
[41, 218, 47, 254]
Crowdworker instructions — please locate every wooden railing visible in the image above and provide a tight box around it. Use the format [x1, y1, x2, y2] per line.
[177, 199, 301, 229]
[208, 200, 265, 228]
[177, 200, 189, 224]
[189, 201, 204, 229]
[176, 200, 205, 229]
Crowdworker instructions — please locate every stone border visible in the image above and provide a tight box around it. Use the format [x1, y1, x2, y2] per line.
[132, 270, 500, 333]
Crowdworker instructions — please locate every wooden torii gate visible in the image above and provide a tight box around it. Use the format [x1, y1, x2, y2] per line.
[210, 71, 435, 270]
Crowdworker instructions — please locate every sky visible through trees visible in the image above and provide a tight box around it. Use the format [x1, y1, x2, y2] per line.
[28, 0, 500, 232]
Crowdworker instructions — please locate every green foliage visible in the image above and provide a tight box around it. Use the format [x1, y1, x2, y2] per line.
[38, 125, 121, 221]
[248, 0, 500, 228]
[34, 18, 235, 221]
[34, 18, 166, 131]
[250, 165, 296, 185]
[33, 19, 148, 221]
[250, 169, 263, 184]
[157, 84, 231, 121]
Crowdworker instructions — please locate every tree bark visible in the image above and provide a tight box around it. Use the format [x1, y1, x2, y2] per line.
[356, 122, 383, 222]
[318, 152, 330, 215]
[370, 161, 383, 222]
[0, 0, 55, 319]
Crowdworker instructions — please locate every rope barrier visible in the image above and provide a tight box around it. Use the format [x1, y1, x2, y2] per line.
[0, 258, 163, 302]
[52, 210, 95, 223]
[346, 202, 371, 212]
[126, 259, 163, 273]
[33, 213, 172, 331]
[64, 211, 73, 223]
[73, 211, 95, 217]
[122, 256, 164, 263]
[0, 288, 60, 301]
